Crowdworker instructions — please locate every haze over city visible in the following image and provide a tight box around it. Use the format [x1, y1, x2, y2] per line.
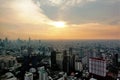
[0, 0, 120, 40]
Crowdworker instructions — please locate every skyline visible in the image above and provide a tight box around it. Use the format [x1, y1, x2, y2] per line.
[0, 0, 120, 40]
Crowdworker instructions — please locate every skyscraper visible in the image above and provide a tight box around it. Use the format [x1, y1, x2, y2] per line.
[75, 59, 83, 72]
[38, 66, 48, 80]
[51, 50, 57, 70]
[69, 54, 75, 72]
[62, 50, 70, 74]
[62, 49, 75, 74]
[56, 52, 63, 70]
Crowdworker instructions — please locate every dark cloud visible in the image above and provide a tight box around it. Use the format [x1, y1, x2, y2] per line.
[33, 0, 120, 25]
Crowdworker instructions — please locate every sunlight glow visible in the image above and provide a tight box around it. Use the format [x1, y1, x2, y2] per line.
[14, 0, 38, 14]
[52, 21, 66, 28]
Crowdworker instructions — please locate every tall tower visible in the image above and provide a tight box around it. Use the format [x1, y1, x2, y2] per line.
[70, 54, 75, 72]
[28, 37, 31, 46]
[69, 47, 73, 55]
[63, 50, 71, 74]
[51, 50, 57, 70]
[113, 53, 118, 67]
[38, 66, 48, 80]
[69, 47, 75, 73]
[4, 37, 8, 49]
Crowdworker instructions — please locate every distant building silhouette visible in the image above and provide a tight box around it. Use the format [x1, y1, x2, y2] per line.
[63, 50, 70, 74]
[51, 50, 59, 70]
[62, 50, 75, 74]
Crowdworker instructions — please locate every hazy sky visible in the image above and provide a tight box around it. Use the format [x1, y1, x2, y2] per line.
[0, 0, 120, 40]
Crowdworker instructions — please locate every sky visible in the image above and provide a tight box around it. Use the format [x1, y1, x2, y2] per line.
[0, 0, 120, 40]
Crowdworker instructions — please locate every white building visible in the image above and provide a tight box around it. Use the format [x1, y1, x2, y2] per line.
[89, 58, 106, 77]
[24, 72, 33, 80]
[38, 66, 48, 80]
[75, 60, 83, 72]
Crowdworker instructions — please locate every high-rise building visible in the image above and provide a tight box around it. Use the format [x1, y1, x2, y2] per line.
[63, 50, 70, 74]
[89, 58, 107, 77]
[63, 50, 75, 74]
[75, 59, 83, 72]
[118, 54, 120, 67]
[51, 50, 56, 69]
[69, 47, 73, 55]
[69, 47, 75, 72]
[24, 72, 33, 80]
[112, 53, 119, 74]
[39, 71, 48, 80]
[38, 66, 48, 80]
[69, 54, 75, 72]
[56, 52, 63, 70]
[113, 53, 118, 67]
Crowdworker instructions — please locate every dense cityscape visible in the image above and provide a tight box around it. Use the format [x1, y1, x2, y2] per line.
[0, 38, 120, 80]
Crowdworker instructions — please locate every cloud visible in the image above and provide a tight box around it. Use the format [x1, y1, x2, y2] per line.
[33, 0, 120, 26]
[35, 0, 96, 9]
[0, 0, 54, 26]
[103, 0, 120, 3]
[63, 0, 96, 6]
[0, 0, 58, 39]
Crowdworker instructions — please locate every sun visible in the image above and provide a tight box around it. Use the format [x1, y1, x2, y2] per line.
[52, 21, 66, 28]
